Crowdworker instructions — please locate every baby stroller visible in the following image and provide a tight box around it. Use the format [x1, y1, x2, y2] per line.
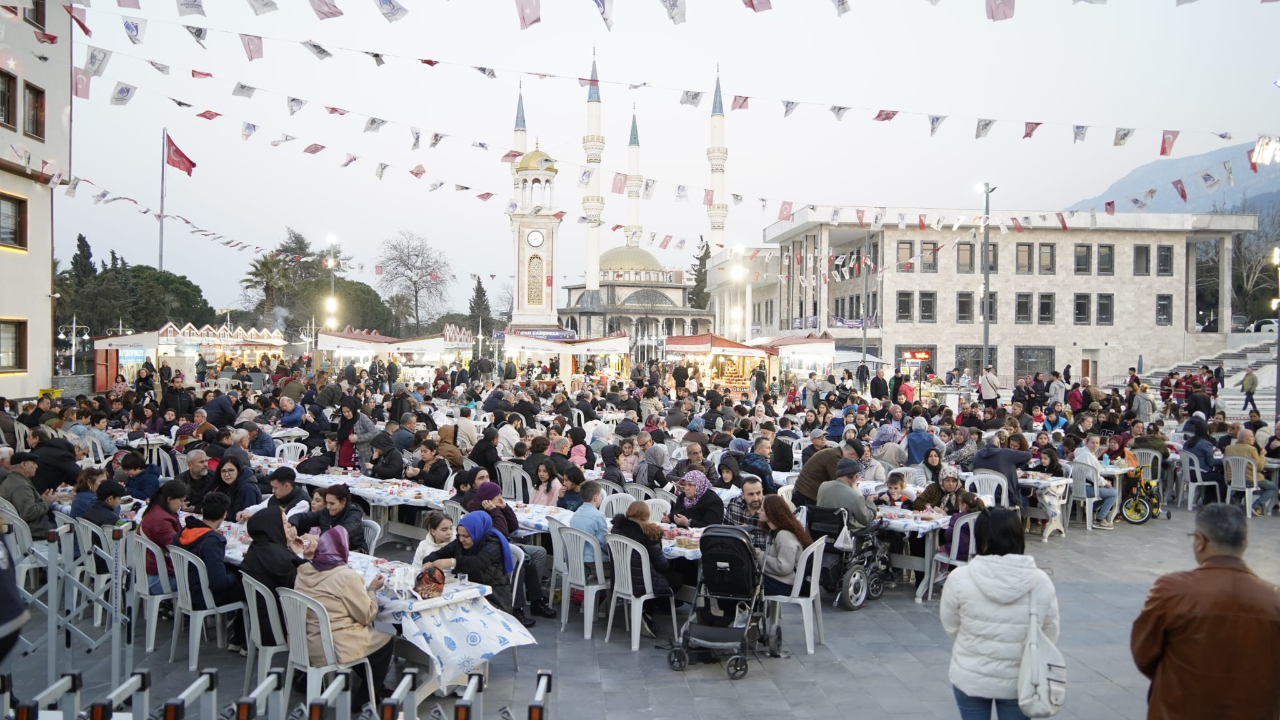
[807, 506, 892, 610]
[667, 525, 773, 679]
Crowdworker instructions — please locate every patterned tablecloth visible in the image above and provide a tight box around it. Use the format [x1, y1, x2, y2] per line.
[249, 458, 452, 508]
[108, 430, 171, 448]
[510, 504, 705, 559]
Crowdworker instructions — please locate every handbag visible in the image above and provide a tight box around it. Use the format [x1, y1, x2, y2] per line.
[1017, 581, 1067, 717]
[832, 524, 856, 553]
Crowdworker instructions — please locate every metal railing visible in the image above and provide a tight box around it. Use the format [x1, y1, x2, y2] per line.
[164, 669, 220, 720]
[308, 670, 353, 720]
[378, 668, 421, 720]
[236, 668, 288, 720]
[452, 673, 486, 720]
[527, 671, 553, 720]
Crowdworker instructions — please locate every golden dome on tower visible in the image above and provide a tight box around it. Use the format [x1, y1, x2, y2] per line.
[515, 149, 557, 173]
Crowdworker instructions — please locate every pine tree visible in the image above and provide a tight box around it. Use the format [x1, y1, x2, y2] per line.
[468, 276, 491, 321]
[69, 234, 96, 286]
[689, 239, 711, 309]
[109, 250, 120, 269]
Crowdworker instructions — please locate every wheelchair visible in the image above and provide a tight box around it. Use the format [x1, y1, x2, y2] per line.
[806, 505, 893, 610]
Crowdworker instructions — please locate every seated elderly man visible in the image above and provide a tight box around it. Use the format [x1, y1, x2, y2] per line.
[615, 411, 641, 439]
[1223, 429, 1278, 516]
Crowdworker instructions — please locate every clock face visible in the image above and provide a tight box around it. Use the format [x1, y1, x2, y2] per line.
[527, 230, 545, 248]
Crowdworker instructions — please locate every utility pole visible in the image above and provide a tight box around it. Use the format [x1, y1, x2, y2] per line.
[981, 183, 995, 370]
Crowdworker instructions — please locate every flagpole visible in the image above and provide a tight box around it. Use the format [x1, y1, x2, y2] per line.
[159, 127, 168, 272]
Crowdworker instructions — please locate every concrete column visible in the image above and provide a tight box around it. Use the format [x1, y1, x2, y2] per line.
[1185, 239, 1197, 333]
[1219, 235, 1233, 332]
[744, 281, 753, 341]
[818, 225, 830, 333]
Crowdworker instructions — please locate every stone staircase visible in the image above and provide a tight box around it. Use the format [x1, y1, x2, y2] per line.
[1114, 339, 1280, 422]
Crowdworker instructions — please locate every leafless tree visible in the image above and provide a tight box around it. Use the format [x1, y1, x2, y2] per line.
[1196, 199, 1280, 322]
[376, 231, 454, 334]
[494, 282, 514, 321]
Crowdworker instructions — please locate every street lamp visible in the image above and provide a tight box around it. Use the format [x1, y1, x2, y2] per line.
[55, 314, 92, 374]
[1271, 246, 1279, 431]
[976, 183, 998, 371]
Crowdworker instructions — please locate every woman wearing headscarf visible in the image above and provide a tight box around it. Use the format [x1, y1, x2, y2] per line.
[871, 424, 906, 469]
[240, 507, 304, 646]
[567, 426, 597, 469]
[917, 447, 944, 488]
[667, 470, 724, 528]
[589, 423, 612, 455]
[364, 433, 404, 480]
[680, 417, 711, 453]
[335, 397, 378, 469]
[914, 463, 962, 516]
[422, 512, 515, 613]
[904, 416, 945, 466]
[944, 426, 979, 472]
[293, 527, 395, 708]
[634, 444, 673, 490]
[435, 424, 465, 474]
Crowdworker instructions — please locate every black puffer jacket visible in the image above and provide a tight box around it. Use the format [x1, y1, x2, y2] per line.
[610, 514, 672, 597]
[669, 488, 725, 528]
[422, 535, 512, 613]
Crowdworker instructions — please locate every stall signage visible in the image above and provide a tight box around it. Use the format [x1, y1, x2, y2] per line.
[443, 323, 474, 349]
[118, 349, 147, 364]
[901, 351, 931, 361]
[492, 330, 506, 340]
[791, 318, 802, 329]
[517, 329, 578, 341]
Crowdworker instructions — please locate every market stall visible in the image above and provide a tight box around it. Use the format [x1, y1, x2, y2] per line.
[92, 322, 290, 393]
[664, 333, 771, 396]
[502, 331, 630, 391]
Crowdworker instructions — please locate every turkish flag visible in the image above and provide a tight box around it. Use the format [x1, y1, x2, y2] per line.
[192, 70, 213, 78]
[660, 235, 672, 249]
[856, 209, 864, 227]
[546, 275, 552, 287]
[73, 67, 91, 99]
[1248, 149, 1258, 173]
[34, 31, 57, 44]
[1023, 122, 1041, 139]
[429, 271, 438, 281]
[66, 6, 91, 36]
[515, 0, 541, 30]
[1172, 179, 1187, 202]
[409, 164, 426, 179]
[611, 224, 623, 231]
[196, 110, 220, 120]
[611, 172, 627, 194]
[500, 150, 521, 162]
[552, 211, 566, 219]
[1159, 130, 1179, 157]
[872, 110, 898, 122]
[1011, 218, 1024, 232]
[302, 144, 325, 154]
[918, 214, 926, 230]
[477, 192, 494, 201]
[703, 189, 714, 206]
[375, 265, 383, 275]
[165, 135, 196, 176]
[1055, 212, 1068, 230]
[778, 201, 793, 221]
[731, 95, 749, 111]
[420, 59, 439, 66]
[240, 34, 263, 61]
[1104, 201, 1115, 216]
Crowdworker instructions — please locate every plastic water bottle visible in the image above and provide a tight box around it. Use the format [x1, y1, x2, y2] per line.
[1103, 454, 1111, 468]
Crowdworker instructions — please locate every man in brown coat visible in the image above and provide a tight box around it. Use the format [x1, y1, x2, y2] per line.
[1130, 503, 1280, 719]
[791, 439, 863, 508]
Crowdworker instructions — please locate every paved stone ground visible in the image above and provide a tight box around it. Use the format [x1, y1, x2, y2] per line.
[6, 507, 1279, 720]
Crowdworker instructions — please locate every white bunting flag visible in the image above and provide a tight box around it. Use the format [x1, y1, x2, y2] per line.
[176, 0, 204, 16]
[732, 194, 743, 205]
[410, 127, 420, 150]
[832, 0, 850, 14]
[364, 117, 387, 133]
[929, 115, 946, 136]
[952, 217, 964, 231]
[85, 47, 111, 76]
[872, 209, 885, 230]
[246, 0, 278, 14]
[109, 81, 136, 105]
[1089, 208, 1097, 229]
[270, 135, 295, 147]
[515, 0, 540, 29]
[184, 25, 206, 48]
[241, 122, 257, 140]
[897, 214, 907, 229]
[455, 184, 470, 192]
[660, 0, 687, 24]
[1129, 197, 1148, 210]
[430, 133, 446, 148]
[93, 191, 109, 204]
[760, 198, 768, 211]
[148, 61, 169, 74]
[975, 118, 995, 139]
[240, 34, 263, 61]
[472, 142, 488, 150]
[997, 218, 1008, 234]
[287, 97, 306, 115]
[1143, 188, 1157, 202]
[1113, 128, 1135, 146]
[475, 67, 497, 79]
[1224, 160, 1234, 187]
[1073, 125, 1088, 143]
[1200, 171, 1220, 190]
[66, 177, 81, 197]
[782, 101, 799, 118]
[643, 178, 656, 200]
[308, 0, 343, 19]
[506, 201, 518, 214]
[301, 40, 331, 59]
[232, 82, 256, 98]
[341, 154, 358, 167]
[375, 0, 410, 22]
[675, 185, 688, 202]
[831, 106, 850, 120]
[430, 180, 445, 192]
[679, 91, 703, 107]
[593, 0, 615, 30]
[932, 215, 944, 231]
[577, 168, 593, 188]
[122, 17, 145, 44]
[376, 163, 388, 180]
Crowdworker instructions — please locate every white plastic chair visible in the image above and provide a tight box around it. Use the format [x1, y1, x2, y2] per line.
[625, 484, 655, 501]
[1180, 452, 1220, 510]
[12, 422, 28, 451]
[175, 452, 189, 475]
[604, 533, 678, 651]
[655, 489, 679, 508]
[275, 442, 308, 462]
[130, 533, 176, 653]
[360, 518, 381, 553]
[76, 519, 120, 625]
[966, 472, 1011, 508]
[570, 408, 585, 428]
[670, 446, 688, 461]
[644, 498, 669, 522]
[764, 538, 826, 654]
[496, 461, 532, 503]
[277, 588, 377, 700]
[52, 511, 86, 611]
[1224, 456, 1259, 516]
[596, 479, 624, 497]
[557, 527, 610, 639]
[168, 546, 247, 671]
[601, 494, 633, 518]
[154, 451, 176, 481]
[546, 517, 569, 612]
[240, 573, 289, 696]
[920, 512, 978, 602]
[84, 435, 109, 468]
[443, 501, 466, 526]
[0, 507, 43, 591]
[1067, 461, 1098, 531]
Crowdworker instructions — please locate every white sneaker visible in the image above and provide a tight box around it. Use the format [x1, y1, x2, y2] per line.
[1094, 519, 1114, 530]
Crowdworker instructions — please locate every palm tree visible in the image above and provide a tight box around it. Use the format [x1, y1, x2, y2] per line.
[385, 293, 415, 336]
[240, 255, 293, 325]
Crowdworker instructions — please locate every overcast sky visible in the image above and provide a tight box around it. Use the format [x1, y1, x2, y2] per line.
[58, 0, 1280, 316]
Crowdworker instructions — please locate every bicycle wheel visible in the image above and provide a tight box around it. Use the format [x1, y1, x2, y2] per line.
[1122, 496, 1152, 525]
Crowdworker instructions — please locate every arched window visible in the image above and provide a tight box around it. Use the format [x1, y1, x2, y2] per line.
[527, 254, 544, 306]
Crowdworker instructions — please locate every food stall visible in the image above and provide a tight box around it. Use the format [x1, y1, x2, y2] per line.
[388, 324, 475, 384]
[664, 333, 771, 396]
[502, 331, 630, 391]
[93, 322, 289, 392]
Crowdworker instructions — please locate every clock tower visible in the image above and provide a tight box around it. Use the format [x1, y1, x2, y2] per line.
[508, 90, 563, 329]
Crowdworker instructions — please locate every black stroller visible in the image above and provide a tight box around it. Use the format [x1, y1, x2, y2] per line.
[806, 506, 892, 610]
[667, 525, 775, 679]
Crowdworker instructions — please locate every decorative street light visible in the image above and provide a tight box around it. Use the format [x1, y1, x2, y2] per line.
[55, 314, 92, 374]
[976, 182, 998, 371]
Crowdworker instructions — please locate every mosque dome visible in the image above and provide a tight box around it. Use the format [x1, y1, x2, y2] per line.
[600, 245, 664, 273]
[515, 149, 556, 172]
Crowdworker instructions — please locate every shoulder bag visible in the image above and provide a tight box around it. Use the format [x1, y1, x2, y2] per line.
[1018, 580, 1067, 717]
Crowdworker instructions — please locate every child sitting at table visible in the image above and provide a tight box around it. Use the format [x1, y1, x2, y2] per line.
[600, 445, 625, 486]
[568, 444, 589, 469]
[529, 458, 562, 506]
[873, 475, 912, 510]
[557, 466, 584, 511]
[937, 492, 985, 568]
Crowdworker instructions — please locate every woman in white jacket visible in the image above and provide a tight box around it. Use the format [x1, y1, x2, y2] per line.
[940, 508, 1059, 720]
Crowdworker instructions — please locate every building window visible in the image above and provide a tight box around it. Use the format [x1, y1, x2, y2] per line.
[527, 254, 544, 306]
[1157, 245, 1174, 276]
[1014, 347, 1056, 381]
[23, 83, 43, 140]
[870, 241, 879, 267]
[896, 291, 913, 323]
[1074, 294, 1090, 325]
[985, 243, 999, 273]
[833, 298, 843, 319]
[956, 292, 974, 324]
[982, 292, 998, 323]
[921, 241, 938, 272]
[1015, 293, 1032, 324]
[897, 240, 914, 271]
[919, 292, 936, 323]
[870, 292, 878, 319]
[1038, 293, 1055, 324]
[956, 345, 996, 374]
[1038, 244, 1056, 275]
[1097, 293, 1114, 325]
[1156, 294, 1173, 325]
[23, 0, 45, 29]
[1098, 245, 1115, 276]
[0, 72, 13, 130]
[0, 320, 25, 371]
[1134, 245, 1151, 276]
[1074, 245, 1092, 274]
[1016, 243, 1033, 275]
[956, 243, 974, 274]
[0, 194, 24, 249]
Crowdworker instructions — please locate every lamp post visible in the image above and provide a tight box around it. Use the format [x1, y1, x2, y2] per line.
[325, 234, 339, 330]
[1271, 246, 1279, 431]
[978, 183, 998, 370]
[56, 314, 92, 374]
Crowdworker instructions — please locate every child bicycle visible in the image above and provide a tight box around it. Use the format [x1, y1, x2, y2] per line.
[1120, 463, 1170, 524]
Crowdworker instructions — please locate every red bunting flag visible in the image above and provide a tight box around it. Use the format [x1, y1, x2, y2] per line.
[408, 164, 426, 179]
[611, 224, 623, 231]
[429, 272, 438, 281]
[703, 189, 714, 206]
[1055, 212, 1068, 230]
[778, 201, 793, 221]
[749, 249, 761, 260]
[1023, 122, 1042, 139]
[192, 70, 213, 78]
[986, 0, 1015, 21]
[873, 110, 898, 122]
[375, 265, 383, 275]
[1011, 218, 1024, 232]
[731, 96, 750, 110]
[73, 67, 91, 99]
[660, 235, 672, 249]
[742, 0, 772, 10]
[1159, 130, 1179, 156]
[164, 134, 196, 176]
[325, 107, 348, 115]
[501, 150, 522, 162]
[240, 34, 263, 61]
[552, 211, 567, 219]
[477, 192, 494, 201]
[196, 110, 220, 120]
[1104, 201, 1115, 215]
[856, 209, 864, 227]
[611, 172, 627, 194]
[918, 214, 926, 230]
[1247, 149, 1258, 173]
[34, 31, 57, 44]
[302, 144, 325, 154]
[515, 0, 540, 30]
[1172, 179, 1187, 201]
[65, 6, 91, 36]
[577, 76, 598, 87]
[420, 59, 439, 66]
[794, 253, 801, 265]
